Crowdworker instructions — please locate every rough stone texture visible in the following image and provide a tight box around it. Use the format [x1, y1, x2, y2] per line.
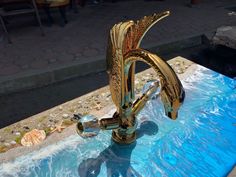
[0, 57, 193, 154]
[213, 26, 236, 49]
[0, 0, 235, 89]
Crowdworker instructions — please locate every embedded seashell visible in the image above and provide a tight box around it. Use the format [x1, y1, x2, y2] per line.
[21, 129, 46, 147]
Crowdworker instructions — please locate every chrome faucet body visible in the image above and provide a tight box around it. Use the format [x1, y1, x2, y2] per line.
[76, 11, 185, 144]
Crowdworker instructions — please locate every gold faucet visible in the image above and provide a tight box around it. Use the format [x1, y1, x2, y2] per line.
[75, 11, 185, 144]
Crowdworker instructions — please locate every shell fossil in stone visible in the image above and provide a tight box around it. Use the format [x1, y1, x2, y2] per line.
[21, 129, 46, 147]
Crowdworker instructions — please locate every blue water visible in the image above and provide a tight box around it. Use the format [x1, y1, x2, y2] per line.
[0, 66, 236, 177]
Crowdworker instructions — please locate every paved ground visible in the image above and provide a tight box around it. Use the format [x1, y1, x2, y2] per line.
[0, 0, 235, 79]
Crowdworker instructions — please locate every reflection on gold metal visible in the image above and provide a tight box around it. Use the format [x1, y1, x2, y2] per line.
[76, 11, 185, 144]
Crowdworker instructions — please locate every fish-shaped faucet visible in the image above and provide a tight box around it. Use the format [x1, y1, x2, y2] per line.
[75, 11, 185, 144]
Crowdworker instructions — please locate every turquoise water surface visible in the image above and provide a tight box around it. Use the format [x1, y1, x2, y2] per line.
[0, 66, 236, 177]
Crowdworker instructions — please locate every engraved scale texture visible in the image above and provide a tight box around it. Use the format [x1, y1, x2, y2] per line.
[106, 11, 171, 110]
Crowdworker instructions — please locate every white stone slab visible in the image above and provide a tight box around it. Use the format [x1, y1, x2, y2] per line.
[213, 26, 236, 49]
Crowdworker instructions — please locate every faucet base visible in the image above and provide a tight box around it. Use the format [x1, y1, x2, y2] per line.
[112, 131, 136, 144]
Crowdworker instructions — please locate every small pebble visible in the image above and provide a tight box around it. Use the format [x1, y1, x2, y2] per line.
[15, 132, 21, 136]
[59, 106, 63, 110]
[62, 114, 69, 119]
[175, 61, 180, 66]
[177, 69, 184, 74]
[10, 141, 16, 145]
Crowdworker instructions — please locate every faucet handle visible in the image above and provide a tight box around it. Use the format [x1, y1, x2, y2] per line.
[142, 80, 161, 100]
[74, 114, 100, 138]
[132, 80, 160, 116]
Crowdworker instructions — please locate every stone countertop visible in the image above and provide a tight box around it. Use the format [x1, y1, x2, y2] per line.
[0, 56, 235, 176]
[0, 56, 194, 160]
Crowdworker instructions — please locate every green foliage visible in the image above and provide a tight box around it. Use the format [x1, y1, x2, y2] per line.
[69, 108, 75, 113]
[62, 119, 74, 126]
[44, 127, 52, 136]
[14, 136, 22, 144]
[14, 131, 26, 144]
[3, 127, 11, 133]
